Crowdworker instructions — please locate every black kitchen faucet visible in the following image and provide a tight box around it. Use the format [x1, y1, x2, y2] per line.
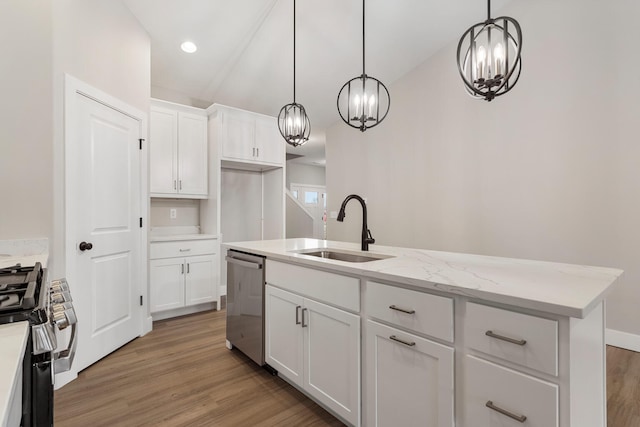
[337, 194, 375, 251]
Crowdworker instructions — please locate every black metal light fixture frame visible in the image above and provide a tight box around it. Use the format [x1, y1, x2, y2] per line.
[278, 0, 310, 147]
[337, 0, 390, 132]
[456, 0, 522, 101]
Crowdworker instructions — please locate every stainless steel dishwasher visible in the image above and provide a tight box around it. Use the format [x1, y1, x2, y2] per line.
[225, 249, 266, 366]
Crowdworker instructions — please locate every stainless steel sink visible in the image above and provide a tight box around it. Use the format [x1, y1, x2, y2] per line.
[292, 248, 394, 263]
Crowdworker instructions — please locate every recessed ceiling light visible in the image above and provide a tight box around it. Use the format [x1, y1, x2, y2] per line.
[180, 41, 197, 53]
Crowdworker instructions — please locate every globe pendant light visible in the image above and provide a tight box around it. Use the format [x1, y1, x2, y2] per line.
[456, 0, 522, 101]
[278, 0, 311, 147]
[337, 0, 390, 132]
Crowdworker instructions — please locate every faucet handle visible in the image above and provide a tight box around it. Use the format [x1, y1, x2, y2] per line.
[365, 229, 375, 244]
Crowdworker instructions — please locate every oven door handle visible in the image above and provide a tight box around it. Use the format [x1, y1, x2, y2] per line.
[54, 322, 77, 373]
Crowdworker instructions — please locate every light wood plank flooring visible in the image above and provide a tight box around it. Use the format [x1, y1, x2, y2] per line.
[54, 310, 343, 427]
[56, 309, 640, 426]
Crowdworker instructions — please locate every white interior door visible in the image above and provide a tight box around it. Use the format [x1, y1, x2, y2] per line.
[291, 184, 326, 239]
[66, 78, 144, 374]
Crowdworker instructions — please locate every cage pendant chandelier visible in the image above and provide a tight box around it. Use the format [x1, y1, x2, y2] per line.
[456, 0, 522, 101]
[278, 0, 310, 147]
[337, 0, 390, 132]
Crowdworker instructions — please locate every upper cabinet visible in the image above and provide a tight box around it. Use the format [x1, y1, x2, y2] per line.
[211, 104, 284, 168]
[150, 99, 208, 198]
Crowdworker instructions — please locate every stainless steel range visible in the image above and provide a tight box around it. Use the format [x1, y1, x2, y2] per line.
[0, 262, 77, 426]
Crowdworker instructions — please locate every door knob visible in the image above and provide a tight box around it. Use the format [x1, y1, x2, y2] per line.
[79, 241, 93, 251]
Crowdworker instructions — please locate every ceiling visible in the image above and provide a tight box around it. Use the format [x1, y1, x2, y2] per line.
[123, 0, 509, 165]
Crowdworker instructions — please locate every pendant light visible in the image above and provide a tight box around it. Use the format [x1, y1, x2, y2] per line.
[337, 0, 390, 132]
[456, 0, 522, 101]
[278, 0, 311, 147]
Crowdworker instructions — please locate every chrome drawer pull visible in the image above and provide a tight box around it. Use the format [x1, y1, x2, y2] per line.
[179, 248, 191, 252]
[389, 305, 415, 315]
[485, 330, 527, 346]
[389, 335, 416, 347]
[486, 401, 527, 423]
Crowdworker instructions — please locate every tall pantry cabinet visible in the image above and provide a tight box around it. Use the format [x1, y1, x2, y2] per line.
[200, 104, 286, 297]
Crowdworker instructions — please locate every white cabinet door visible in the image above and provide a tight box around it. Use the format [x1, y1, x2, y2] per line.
[185, 254, 216, 306]
[254, 115, 284, 165]
[366, 320, 454, 427]
[149, 106, 178, 195]
[221, 110, 255, 161]
[177, 112, 208, 196]
[304, 298, 360, 427]
[150, 258, 185, 313]
[265, 285, 304, 387]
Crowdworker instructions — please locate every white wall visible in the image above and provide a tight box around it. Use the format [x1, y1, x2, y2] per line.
[51, 0, 150, 277]
[0, 1, 53, 240]
[151, 85, 211, 109]
[286, 162, 326, 189]
[327, 0, 640, 336]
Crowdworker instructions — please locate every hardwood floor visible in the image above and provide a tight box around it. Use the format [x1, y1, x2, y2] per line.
[54, 310, 343, 427]
[607, 345, 640, 426]
[56, 309, 640, 426]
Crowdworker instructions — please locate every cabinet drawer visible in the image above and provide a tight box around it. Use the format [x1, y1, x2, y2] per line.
[366, 281, 453, 342]
[150, 239, 217, 259]
[266, 260, 360, 312]
[465, 302, 558, 376]
[465, 355, 558, 427]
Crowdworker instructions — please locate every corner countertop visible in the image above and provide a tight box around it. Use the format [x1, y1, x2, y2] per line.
[0, 322, 29, 427]
[223, 238, 623, 318]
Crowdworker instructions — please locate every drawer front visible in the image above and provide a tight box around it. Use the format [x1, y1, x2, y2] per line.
[150, 239, 217, 259]
[366, 281, 453, 342]
[266, 260, 360, 312]
[465, 302, 558, 376]
[465, 355, 558, 427]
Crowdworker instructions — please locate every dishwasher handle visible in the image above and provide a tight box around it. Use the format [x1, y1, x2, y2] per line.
[226, 256, 263, 270]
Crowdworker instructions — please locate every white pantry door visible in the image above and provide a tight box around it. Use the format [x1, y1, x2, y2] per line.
[66, 77, 144, 374]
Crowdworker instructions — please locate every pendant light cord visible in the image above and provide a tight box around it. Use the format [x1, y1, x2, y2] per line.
[362, 0, 365, 76]
[293, 0, 296, 102]
[487, 0, 491, 20]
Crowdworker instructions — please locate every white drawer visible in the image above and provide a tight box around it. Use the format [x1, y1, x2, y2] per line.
[465, 302, 558, 376]
[366, 281, 453, 342]
[465, 355, 558, 427]
[266, 260, 360, 313]
[150, 239, 217, 259]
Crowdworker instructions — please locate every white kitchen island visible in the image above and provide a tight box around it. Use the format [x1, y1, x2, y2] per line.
[223, 238, 622, 427]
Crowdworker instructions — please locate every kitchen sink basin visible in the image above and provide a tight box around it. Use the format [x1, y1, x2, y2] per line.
[292, 248, 394, 263]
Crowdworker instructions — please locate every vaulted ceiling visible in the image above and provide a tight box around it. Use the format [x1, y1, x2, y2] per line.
[123, 0, 509, 164]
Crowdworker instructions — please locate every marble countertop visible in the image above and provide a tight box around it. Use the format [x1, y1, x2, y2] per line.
[149, 226, 219, 243]
[150, 233, 219, 243]
[224, 239, 623, 318]
[0, 322, 29, 427]
[0, 254, 49, 270]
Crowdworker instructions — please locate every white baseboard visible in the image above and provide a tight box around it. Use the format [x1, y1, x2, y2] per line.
[606, 328, 640, 352]
[151, 302, 216, 321]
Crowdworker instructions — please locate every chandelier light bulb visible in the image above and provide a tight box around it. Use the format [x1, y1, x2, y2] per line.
[493, 43, 504, 76]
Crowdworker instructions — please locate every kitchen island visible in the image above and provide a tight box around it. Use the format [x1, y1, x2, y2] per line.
[224, 238, 622, 427]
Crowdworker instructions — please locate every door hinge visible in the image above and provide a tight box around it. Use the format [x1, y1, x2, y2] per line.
[139, 217, 143, 228]
[139, 295, 143, 306]
[139, 138, 145, 150]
